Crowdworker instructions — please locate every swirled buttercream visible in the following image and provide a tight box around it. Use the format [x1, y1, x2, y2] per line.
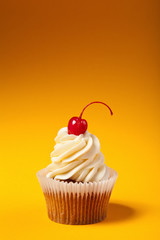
[46, 127, 110, 182]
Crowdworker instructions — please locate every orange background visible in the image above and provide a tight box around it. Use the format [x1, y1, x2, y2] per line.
[0, 0, 160, 239]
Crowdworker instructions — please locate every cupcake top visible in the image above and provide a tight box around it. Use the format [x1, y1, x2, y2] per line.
[46, 127, 110, 182]
[46, 101, 113, 183]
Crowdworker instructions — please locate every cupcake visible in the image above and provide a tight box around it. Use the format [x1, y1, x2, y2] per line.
[37, 101, 118, 224]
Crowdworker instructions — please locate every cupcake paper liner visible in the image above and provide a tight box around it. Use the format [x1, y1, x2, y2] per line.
[37, 168, 118, 225]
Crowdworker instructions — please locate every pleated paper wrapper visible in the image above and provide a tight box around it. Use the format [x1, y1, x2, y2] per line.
[37, 168, 118, 225]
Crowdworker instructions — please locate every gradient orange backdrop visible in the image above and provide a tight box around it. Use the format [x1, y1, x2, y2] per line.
[0, 0, 160, 239]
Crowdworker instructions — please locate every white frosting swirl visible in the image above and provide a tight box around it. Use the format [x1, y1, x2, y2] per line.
[46, 127, 110, 182]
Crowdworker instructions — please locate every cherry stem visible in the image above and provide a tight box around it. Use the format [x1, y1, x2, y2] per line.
[79, 101, 113, 119]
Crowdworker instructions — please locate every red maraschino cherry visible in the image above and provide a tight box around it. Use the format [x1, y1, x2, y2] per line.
[68, 101, 113, 135]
